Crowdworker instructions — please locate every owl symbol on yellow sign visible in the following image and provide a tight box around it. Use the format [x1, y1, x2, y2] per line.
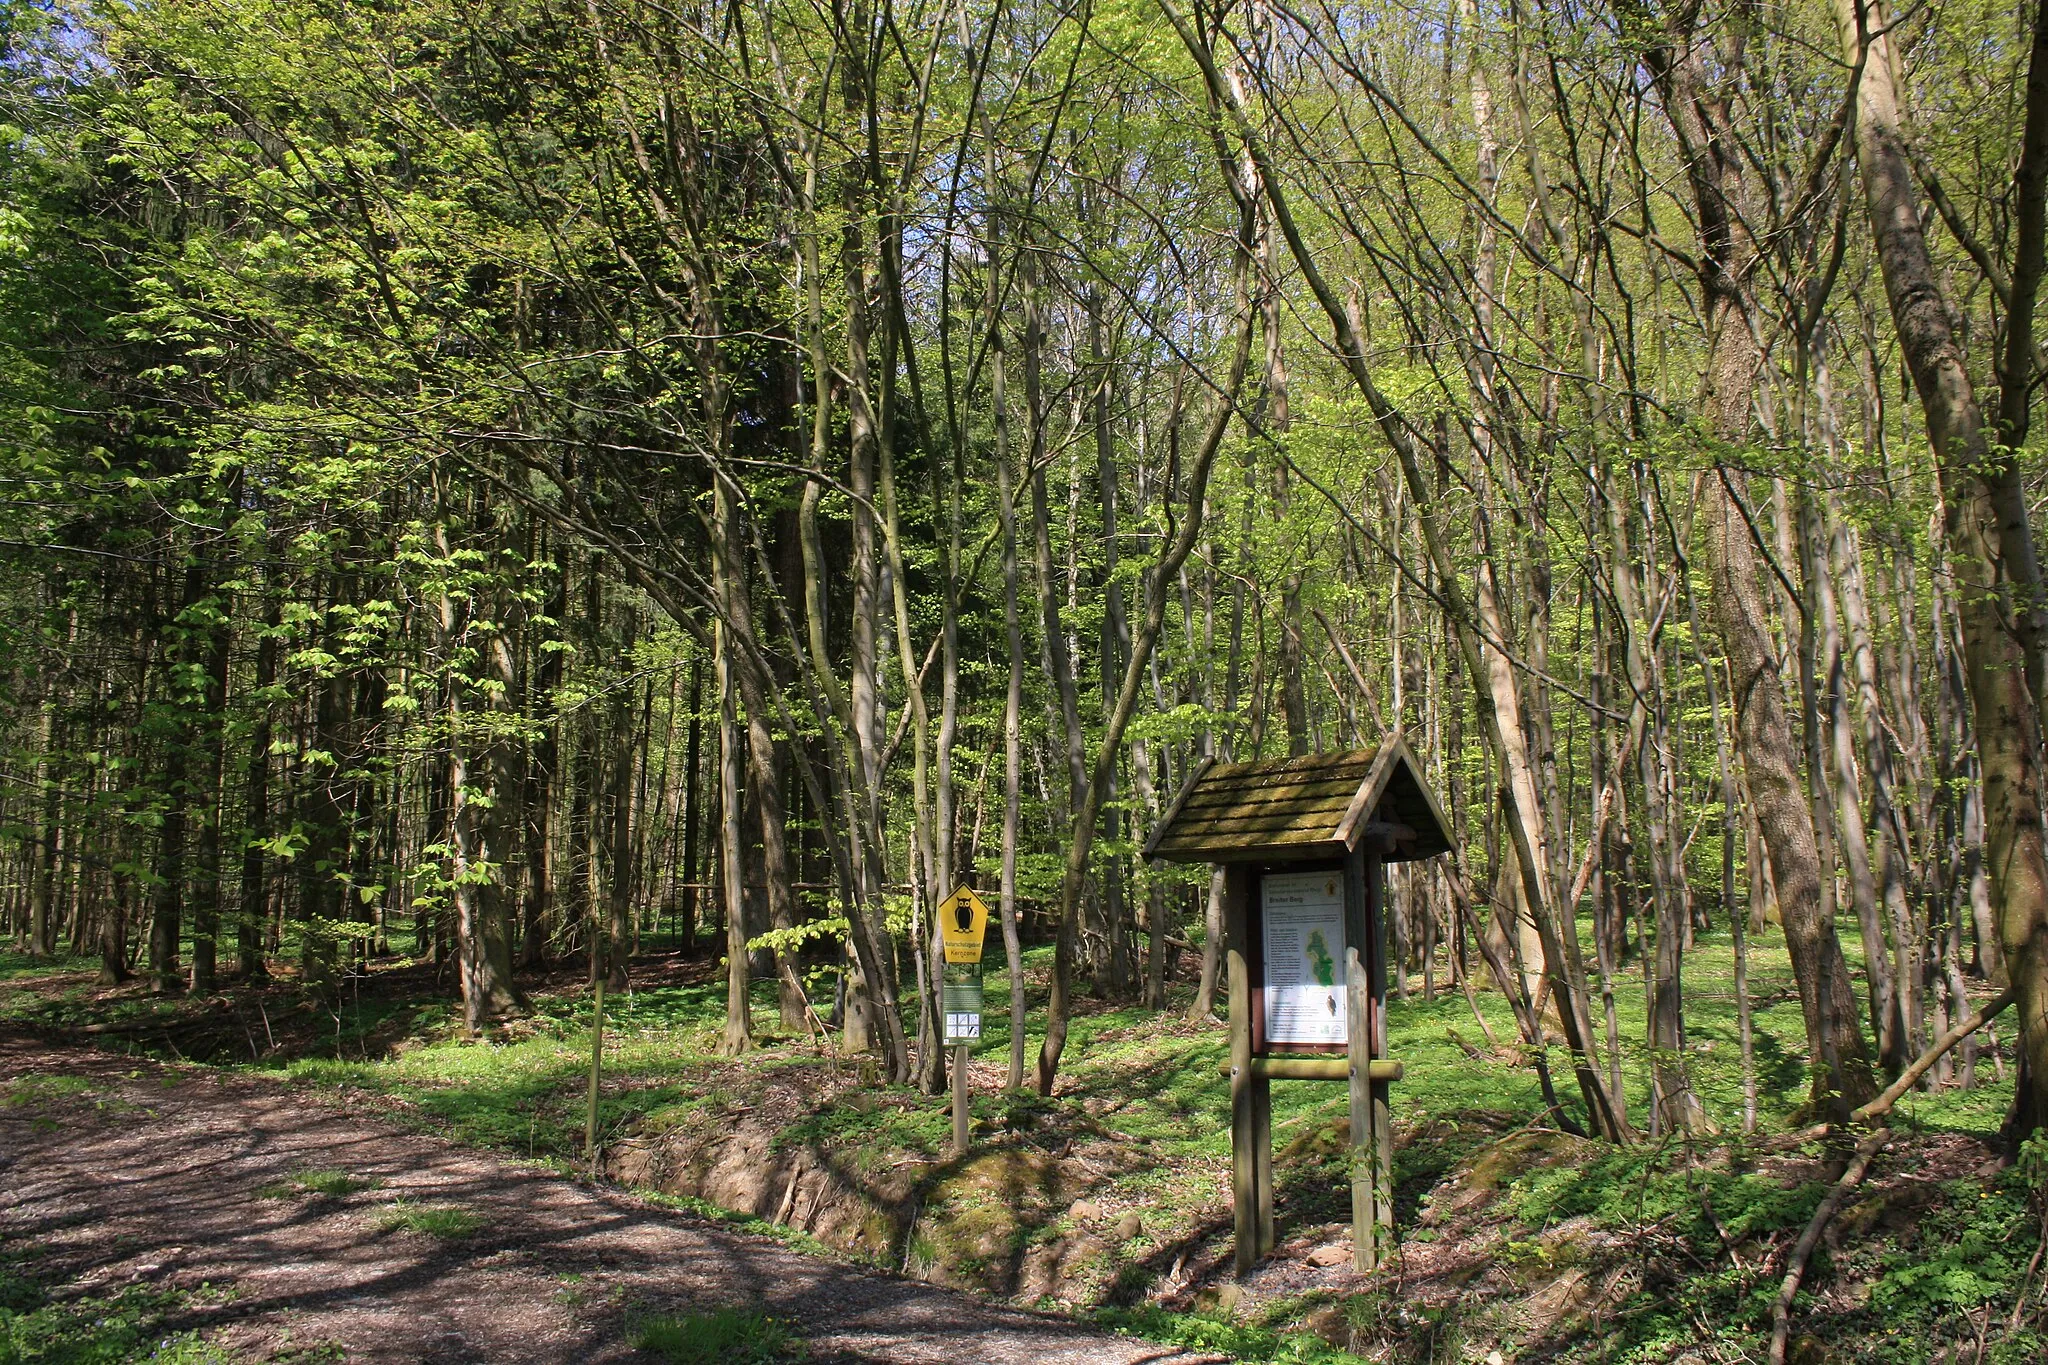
[938, 886, 991, 964]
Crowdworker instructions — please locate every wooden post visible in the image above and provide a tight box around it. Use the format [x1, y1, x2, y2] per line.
[1225, 864, 1270, 1275]
[951, 1043, 969, 1155]
[1367, 852, 1393, 1247]
[1253, 1064, 1273, 1258]
[1344, 849, 1376, 1270]
[585, 929, 607, 1176]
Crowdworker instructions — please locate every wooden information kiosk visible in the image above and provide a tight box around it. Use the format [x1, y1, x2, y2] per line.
[1144, 738, 1453, 1274]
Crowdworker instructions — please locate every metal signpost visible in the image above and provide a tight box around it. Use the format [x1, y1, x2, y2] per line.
[938, 885, 990, 1155]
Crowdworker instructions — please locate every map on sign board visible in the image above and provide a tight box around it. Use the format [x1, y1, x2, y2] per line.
[938, 886, 990, 963]
[1261, 871, 1347, 1047]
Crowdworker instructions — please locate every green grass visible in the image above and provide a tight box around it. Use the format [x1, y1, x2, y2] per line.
[0, 1255, 236, 1364]
[0, 1074, 95, 1107]
[1096, 1304, 1370, 1363]
[245, 924, 2011, 1174]
[259, 1169, 378, 1200]
[371, 1201, 483, 1240]
[2, 920, 2027, 1362]
[0, 951, 98, 984]
[632, 1308, 800, 1363]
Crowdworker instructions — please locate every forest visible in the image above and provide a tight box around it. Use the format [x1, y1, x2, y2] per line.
[2, 0, 2047, 1360]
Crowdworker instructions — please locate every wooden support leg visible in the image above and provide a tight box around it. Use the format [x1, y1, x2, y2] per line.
[1347, 942, 1377, 1271]
[1252, 1072, 1274, 1258]
[1369, 854, 1392, 1258]
[1372, 1075, 1394, 1236]
[951, 1043, 969, 1156]
[1227, 869, 1260, 1276]
[1230, 1053, 1259, 1275]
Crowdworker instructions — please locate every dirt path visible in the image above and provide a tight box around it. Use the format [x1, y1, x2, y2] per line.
[0, 1035, 1214, 1364]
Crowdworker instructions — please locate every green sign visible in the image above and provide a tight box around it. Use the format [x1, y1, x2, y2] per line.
[943, 968, 983, 1044]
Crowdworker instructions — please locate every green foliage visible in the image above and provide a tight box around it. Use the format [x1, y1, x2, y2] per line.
[631, 1308, 800, 1364]
[746, 917, 849, 959]
[0, 1260, 234, 1365]
[258, 1169, 376, 1199]
[1093, 1306, 1366, 1363]
[371, 1202, 483, 1240]
[0, 955, 96, 985]
[1870, 1179, 2037, 1316]
[1504, 1145, 1821, 1241]
[0, 1075, 94, 1108]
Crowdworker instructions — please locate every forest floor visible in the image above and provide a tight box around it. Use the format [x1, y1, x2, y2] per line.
[0, 1030, 1217, 1364]
[1, 936, 2042, 1364]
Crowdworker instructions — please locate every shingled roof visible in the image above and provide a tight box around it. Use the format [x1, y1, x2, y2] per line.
[1142, 736, 1453, 865]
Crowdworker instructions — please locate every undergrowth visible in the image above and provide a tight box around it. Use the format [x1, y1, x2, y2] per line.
[632, 1307, 800, 1363]
[0, 1253, 234, 1364]
[4, 930, 2039, 1361]
[1095, 1304, 1369, 1362]
[371, 1201, 483, 1239]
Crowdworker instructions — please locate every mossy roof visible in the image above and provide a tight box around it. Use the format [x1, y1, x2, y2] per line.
[1142, 735, 1454, 865]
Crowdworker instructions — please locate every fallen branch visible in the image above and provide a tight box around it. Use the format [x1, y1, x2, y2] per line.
[1769, 1128, 1891, 1365]
[1764, 997, 2015, 1362]
[1852, 990, 2014, 1126]
[1789, 989, 2015, 1144]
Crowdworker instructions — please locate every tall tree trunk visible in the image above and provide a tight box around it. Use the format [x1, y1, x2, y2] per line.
[237, 599, 278, 982]
[298, 644, 348, 1001]
[991, 267, 1031, 1090]
[1802, 485, 1899, 1070]
[707, 464, 759, 1060]
[521, 546, 566, 969]
[1630, 0, 1878, 1118]
[679, 653, 704, 953]
[433, 508, 526, 1033]
[1089, 291, 1133, 997]
[1831, 495, 1919, 1072]
[150, 563, 207, 994]
[29, 692, 56, 961]
[188, 584, 230, 995]
[605, 609, 639, 994]
[1833, 0, 2048, 1137]
[1703, 472, 1878, 1117]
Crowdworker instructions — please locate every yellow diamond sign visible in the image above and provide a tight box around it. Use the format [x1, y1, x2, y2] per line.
[938, 885, 990, 964]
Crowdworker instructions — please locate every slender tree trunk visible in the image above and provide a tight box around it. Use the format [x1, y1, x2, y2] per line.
[188, 585, 230, 995]
[1832, 495, 1919, 1071]
[991, 275, 1031, 1089]
[299, 645, 348, 1001]
[1833, 0, 2048, 1137]
[713, 603, 752, 1058]
[605, 610, 639, 994]
[1089, 292, 1133, 997]
[29, 693, 56, 961]
[679, 654, 703, 952]
[1629, 0, 1878, 1118]
[522, 551, 566, 969]
[1036, 243, 1254, 1093]
[151, 563, 207, 994]
[236, 600, 277, 981]
[1703, 472, 1878, 1117]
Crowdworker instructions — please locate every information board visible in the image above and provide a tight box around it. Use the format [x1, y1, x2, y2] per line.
[942, 974, 983, 1043]
[1260, 870, 1347, 1047]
